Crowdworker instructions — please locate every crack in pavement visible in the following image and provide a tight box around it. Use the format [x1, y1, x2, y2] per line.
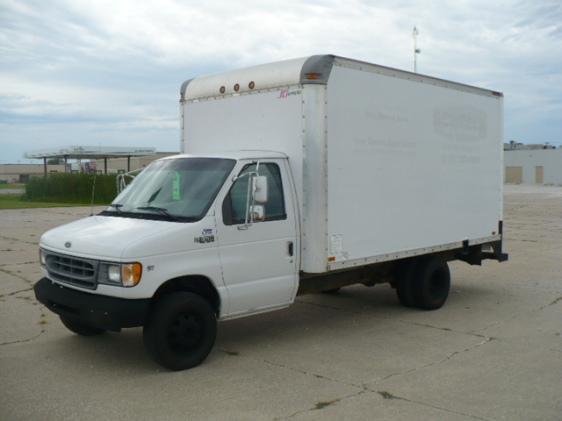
[0, 260, 37, 268]
[0, 299, 48, 347]
[398, 320, 490, 340]
[262, 358, 364, 390]
[264, 336, 495, 421]
[375, 390, 493, 421]
[0, 267, 34, 285]
[376, 336, 495, 383]
[0, 287, 33, 298]
[540, 296, 562, 310]
[276, 388, 368, 420]
[0, 327, 46, 347]
[0, 235, 37, 246]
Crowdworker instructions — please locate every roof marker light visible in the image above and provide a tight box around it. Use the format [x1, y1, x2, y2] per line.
[248, 81, 255, 89]
[305, 72, 322, 80]
[219, 86, 226, 94]
[234, 83, 240, 92]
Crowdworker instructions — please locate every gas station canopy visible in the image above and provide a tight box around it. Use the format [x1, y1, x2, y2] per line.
[25, 146, 157, 175]
[25, 146, 156, 160]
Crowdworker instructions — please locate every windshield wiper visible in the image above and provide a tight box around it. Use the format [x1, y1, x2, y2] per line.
[136, 206, 178, 221]
[108, 203, 123, 212]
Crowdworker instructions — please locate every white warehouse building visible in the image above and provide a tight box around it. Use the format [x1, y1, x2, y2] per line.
[504, 149, 562, 185]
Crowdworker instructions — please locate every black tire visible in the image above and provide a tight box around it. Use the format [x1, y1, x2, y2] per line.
[60, 316, 106, 336]
[143, 292, 217, 371]
[322, 287, 341, 294]
[412, 257, 450, 310]
[395, 260, 417, 307]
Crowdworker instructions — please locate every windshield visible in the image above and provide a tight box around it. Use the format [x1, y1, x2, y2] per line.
[103, 158, 235, 222]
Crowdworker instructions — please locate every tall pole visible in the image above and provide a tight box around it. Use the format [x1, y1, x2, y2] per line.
[413, 26, 420, 73]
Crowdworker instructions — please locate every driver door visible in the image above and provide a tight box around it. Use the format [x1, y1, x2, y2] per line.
[216, 159, 298, 317]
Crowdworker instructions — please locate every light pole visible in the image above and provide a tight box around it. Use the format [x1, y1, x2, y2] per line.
[413, 26, 421, 73]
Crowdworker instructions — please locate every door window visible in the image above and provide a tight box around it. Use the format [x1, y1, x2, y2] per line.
[223, 163, 286, 225]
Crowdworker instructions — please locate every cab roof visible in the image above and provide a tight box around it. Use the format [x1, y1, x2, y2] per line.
[159, 150, 288, 161]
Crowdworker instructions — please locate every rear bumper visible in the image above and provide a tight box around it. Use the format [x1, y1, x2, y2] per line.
[34, 277, 150, 330]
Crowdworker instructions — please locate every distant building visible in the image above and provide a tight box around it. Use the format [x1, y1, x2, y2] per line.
[0, 164, 66, 183]
[504, 149, 562, 185]
[504, 141, 556, 151]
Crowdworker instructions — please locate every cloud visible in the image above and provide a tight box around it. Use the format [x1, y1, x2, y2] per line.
[0, 0, 561, 162]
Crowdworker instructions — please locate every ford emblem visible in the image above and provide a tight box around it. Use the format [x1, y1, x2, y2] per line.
[64, 241, 72, 248]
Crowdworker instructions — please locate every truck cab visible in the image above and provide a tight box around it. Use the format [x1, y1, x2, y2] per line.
[35, 152, 302, 369]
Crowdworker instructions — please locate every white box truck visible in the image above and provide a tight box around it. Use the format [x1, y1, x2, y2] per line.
[35, 55, 507, 370]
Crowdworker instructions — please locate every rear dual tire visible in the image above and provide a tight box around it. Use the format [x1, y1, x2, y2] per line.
[395, 257, 450, 310]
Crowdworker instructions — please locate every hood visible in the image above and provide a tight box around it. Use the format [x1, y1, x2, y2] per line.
[40, 215, 193, 260]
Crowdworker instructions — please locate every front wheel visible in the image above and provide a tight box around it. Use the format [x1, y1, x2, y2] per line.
[143, 292, 217, 371]
[60, 316, 106, 336]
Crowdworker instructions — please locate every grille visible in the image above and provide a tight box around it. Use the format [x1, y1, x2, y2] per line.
[45, 252, 98, 289]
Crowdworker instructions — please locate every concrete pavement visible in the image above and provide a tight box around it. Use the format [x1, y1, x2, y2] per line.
[0, 185, 561, 420]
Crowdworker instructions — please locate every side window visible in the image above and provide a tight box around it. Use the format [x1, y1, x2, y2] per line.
[222, 163, 286, 225]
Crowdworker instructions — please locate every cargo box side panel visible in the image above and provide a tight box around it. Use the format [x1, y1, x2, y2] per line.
[301, 85, 329, 273]
[182, 87, 305, 203]
[325, 64, 502, 267]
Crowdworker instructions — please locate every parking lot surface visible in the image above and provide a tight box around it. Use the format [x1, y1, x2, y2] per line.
[1, 185, 561, 420]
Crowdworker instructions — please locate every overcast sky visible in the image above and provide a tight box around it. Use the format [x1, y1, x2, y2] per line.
[1, 0, 561, 163]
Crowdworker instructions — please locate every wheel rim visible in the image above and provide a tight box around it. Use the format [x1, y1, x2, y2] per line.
[429, 268, 448, 301]
[167, 313, 204, 353]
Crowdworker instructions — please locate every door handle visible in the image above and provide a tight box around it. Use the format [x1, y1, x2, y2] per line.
[288, 241, 294, 257]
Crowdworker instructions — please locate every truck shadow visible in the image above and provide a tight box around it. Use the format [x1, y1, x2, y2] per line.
[216, 282, 493, 349]
[48, 282, 493, 373]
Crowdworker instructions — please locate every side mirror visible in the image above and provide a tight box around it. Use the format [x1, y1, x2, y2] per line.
[252, 175, 268, 203]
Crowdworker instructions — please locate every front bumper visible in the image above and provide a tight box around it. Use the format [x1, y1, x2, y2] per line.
[34, 277, 150, 331]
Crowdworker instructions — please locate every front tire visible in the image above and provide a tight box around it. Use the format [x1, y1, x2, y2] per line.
[143, 292, 217, 371]
[60, 316, 106, 336]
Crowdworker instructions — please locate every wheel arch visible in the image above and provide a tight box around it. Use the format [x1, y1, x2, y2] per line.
[152, 275, 221, 316]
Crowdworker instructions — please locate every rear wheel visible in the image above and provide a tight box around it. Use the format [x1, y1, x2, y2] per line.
[143, 292, 217, 371]
[395, 260, 417, 307]
[60, 316, 106, 336]
[412, 258, 450, 310]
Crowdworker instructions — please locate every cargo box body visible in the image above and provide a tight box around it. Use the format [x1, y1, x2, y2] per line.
[180, 55, 503, 274]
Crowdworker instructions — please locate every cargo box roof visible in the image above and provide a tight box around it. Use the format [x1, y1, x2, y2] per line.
[180, 55, 502, 102]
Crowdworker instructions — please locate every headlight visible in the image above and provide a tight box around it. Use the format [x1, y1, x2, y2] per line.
[107, 265, 121, 283]
[100, 262, 142, 287]
[39, 249, 46, 266]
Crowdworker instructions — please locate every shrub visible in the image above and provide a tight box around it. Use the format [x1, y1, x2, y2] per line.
[24, 173, 118, 204]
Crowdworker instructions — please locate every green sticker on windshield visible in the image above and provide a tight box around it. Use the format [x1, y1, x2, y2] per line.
[172, 171, 181, 201]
